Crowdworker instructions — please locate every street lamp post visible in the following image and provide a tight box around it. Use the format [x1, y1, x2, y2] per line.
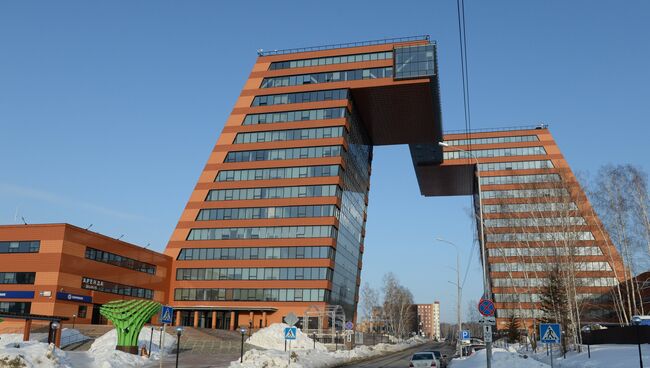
[436, 238, 462, 359]
[240, 326, 247, 363]
[632, 316, 644, 368]
[149, 326, 154, 356]
[438, 141, 492, 368]
[175, 327, 183, 368]
[50, 322, 60, 349]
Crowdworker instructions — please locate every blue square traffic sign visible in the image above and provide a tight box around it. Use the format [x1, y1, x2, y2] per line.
[460, 330, 470, 340]
[540, 323, 561, 343]
[284, 326, 297, 340]
[160, 305, 174, 324]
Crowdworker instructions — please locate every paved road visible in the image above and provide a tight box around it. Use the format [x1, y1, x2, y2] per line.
[338, 341, 455, 368]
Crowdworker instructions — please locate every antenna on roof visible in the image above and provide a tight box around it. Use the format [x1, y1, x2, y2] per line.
[21, 216, 27, 225]
[85, 224, 93, 230]
[117, 234, 124, 241]
[144, 243, 150, 249]
[257, 49, 264, 56]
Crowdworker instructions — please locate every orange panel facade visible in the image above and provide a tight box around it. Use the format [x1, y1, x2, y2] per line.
[0, 224, 171, 328]
[438, 128, 627, 329]
[164, 36, 442, 330]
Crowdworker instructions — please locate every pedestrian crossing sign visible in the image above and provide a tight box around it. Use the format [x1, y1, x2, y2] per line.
[284, 326, 297, 340]
[540, 323, 561, 343]
[160, 305, 174, 324]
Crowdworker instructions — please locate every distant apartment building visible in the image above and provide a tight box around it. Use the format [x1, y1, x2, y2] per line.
[415, 302, 440, 340]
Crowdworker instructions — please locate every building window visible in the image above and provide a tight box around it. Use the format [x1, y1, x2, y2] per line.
[269, 52, 392, 70]
[174, 288, 328, 302]
[0, 272, 36, 284]
[482, 188, 569, 199]
[234, 127, 344, 144]
[81, 276, 153, 300]
[215, 165, 341, 182]
[484, 217, 586, 228]
[488, 245, 601, 257]
[260, 67, 393, 88]
[0, 302, 31, 314]
[0, 241, 40, 253]
[394, 44, 436, 80]
[186, 226, 337, 241]
[77, 305, 87, 318]
[176, 267, 331, 281]
[487, 231, 595, 242]
[177, 246, 333, 261]
[480, 174, 561, 185]
[444, 135, 539, 146]
[196, 205, 338, 221]
[483, 202, 578, 214]
[206, 185, 340, 201]
[252, 90, 348, 106]
[478, 160, 554, 172]
[444, 146, 547, 160]
[225, 146, 343, 163]
[85, 247, 156, 275]
[243, 108, 346, 125]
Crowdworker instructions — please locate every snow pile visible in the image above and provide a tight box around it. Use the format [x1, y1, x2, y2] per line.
[526, 343, 650, 368]
[246, 323, 328, 351]
[0, 341, 72, 367]
[231, 326, 426, 368]
[0, 328, 90, 347]
[449, 347, 549, 368]
[88, 328, 176, 367]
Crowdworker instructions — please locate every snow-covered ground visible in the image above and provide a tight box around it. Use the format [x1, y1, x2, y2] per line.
[83, 327, 176, 367]
[527, 343, 650, 368]
[0, 341, 71, 368]
[231, 323, 426, 368]
[449, 347, 549, 368]
[0, 327, 176, 368]
[449, 343, 650, 367]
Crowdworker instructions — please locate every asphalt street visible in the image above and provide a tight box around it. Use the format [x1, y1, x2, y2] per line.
[337, 341, 455, 368]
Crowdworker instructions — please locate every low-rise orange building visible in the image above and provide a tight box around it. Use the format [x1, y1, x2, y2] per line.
[0, 224, 171, 330]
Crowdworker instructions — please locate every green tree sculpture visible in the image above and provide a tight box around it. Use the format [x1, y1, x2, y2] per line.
[100, 299, 161, 354]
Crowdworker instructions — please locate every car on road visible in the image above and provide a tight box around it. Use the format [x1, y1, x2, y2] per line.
[409, 351, 445, 367]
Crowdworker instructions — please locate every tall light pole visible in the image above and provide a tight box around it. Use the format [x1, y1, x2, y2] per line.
[438, 141, 492, 367]
[436, 237, 462, 358]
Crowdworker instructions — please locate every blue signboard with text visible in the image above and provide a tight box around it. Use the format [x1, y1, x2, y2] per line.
[0, 291, 34, 299]
[56, 292, 92, 303]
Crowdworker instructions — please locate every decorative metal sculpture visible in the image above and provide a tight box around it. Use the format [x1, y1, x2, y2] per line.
[100, 299, 161, 354]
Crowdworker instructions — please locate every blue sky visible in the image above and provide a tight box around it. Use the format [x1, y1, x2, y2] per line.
[1, 1, 649, 323]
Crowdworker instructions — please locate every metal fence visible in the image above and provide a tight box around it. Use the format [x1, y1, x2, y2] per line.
[258, 35, 430, 56]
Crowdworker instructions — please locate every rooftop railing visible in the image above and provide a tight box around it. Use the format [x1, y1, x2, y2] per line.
[444, 124, 549, 135]
[257, 35, 431, 56]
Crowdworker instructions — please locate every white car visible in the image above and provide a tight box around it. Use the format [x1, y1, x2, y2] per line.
[409, 351, 440, 367]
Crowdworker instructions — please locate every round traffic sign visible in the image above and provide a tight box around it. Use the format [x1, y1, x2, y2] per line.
[478, 298, 496, 317]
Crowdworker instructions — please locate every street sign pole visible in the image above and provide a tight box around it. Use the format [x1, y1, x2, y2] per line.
[159, 323, 166, 368]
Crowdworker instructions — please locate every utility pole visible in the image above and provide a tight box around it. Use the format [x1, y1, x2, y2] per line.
[436, 238, 462, 358]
